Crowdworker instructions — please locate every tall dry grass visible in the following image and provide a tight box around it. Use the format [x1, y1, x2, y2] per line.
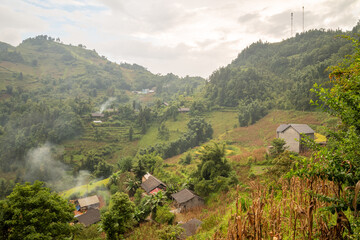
[215, 177, 351, 240]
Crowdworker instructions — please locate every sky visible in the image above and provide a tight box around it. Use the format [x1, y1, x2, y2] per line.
[1, 0, 359, 78]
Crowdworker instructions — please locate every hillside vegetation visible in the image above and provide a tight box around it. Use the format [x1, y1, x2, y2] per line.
[1, 23, 359, 239]
[205, 24, 360, 113]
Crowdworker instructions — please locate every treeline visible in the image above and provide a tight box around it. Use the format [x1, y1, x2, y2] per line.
[205, 24, 360, 126]
[0, 91, 84, 172]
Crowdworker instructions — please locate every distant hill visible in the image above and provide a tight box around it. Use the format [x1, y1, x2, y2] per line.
[0, 35, 204, 99]
[0, 35, 204, 173]
[204, 23, 360, 111]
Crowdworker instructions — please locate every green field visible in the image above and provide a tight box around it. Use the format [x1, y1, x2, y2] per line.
[60, 178, 109, 199]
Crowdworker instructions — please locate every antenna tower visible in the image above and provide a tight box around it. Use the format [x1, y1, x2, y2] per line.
[291, 12, 293, 37]
[302, 6, 305, 32]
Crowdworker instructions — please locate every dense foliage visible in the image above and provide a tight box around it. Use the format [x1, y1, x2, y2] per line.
[102, 192, 136, 239]
[192, 143, 237, 197]
[204, 25, 360, 126]
[0, 181, 75, 239]
[290, 37, 360, 236]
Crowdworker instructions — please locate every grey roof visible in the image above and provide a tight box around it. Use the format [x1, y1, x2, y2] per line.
[140, 175, 166, 194]
[76, 208, 101, 227]
[179, 218, 203, 238]
[277, 124, 314, 134]
[171, 189, 200, 204]
[276, 124, 290, 133]
[91, 113, 104, 117]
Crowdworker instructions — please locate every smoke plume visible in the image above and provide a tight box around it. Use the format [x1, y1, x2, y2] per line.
[99, 97, 116, 113]
[24, 143, 90, 191]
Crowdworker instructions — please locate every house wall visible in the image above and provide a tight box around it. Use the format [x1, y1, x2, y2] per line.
[180, 196, 204, 211]
[278, 127, 300, 153]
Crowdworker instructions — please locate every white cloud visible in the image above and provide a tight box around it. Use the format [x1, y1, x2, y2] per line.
[1, 0, 359, 77]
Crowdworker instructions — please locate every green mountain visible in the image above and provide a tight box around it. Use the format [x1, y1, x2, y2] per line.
[0, 35, 203, 98]
[204, 24, 360, 111]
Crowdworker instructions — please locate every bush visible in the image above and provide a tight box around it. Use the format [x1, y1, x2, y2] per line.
[156, 225, 184, 240]
[134, 188, 144, 206]
[117, 157, 133, 172]
[155, 204, 175, 225]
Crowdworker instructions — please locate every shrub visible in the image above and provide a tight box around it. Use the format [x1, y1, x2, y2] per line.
[155, 204, 175, 225]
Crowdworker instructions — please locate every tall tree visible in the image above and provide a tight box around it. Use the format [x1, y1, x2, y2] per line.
[102, 192, 135, 239]
[0, 181, 75, 240]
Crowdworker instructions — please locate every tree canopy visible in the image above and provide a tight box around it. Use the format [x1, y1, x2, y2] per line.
[0, 181, 75, 240]
[102, 192, 135, 239]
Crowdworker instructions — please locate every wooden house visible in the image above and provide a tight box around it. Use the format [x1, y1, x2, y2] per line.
[75, 208, 101, 227]
[140, 175, 166, 194]
[276, 124, 315, 153]
[171, 189, 204, 212]
[91, 113, 104, 118]
[178, 108, 190, 113]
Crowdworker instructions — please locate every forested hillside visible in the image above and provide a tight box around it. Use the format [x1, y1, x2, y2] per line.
[1, 23, 360, 239]
[0, 35, 204, 174]
[205, 24, 360, 114]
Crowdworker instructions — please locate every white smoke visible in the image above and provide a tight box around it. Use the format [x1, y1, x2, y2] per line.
[74, 170, 91, 187]
[99, 97, 116, 113]
[25, 143, 91, 191]
[25, 143, 66, 188]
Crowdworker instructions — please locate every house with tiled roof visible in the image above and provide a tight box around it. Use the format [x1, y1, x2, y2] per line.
[75, 208, 101, 227]
[140, 174, 166, 194]
[171, 189, 204, 212]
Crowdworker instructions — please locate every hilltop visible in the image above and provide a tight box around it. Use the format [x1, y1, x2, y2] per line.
[0, 35, 204, 99]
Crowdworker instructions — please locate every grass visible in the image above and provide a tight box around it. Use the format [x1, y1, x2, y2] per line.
[60, 178, 110, 199]
[250, 165, 271, 175]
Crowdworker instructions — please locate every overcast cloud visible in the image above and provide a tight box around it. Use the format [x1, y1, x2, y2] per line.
[1, 0, 359, 77]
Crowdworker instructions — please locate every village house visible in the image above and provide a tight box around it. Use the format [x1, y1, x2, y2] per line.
[276, 124, 315, 153]
[75, 208, 101, 227]
[140, 174, 167, 195]
[171, 189, 204, 212]
[75, 195, 100, 211]
[91, 112, 104, 118]
[178, 107, 190, 113]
